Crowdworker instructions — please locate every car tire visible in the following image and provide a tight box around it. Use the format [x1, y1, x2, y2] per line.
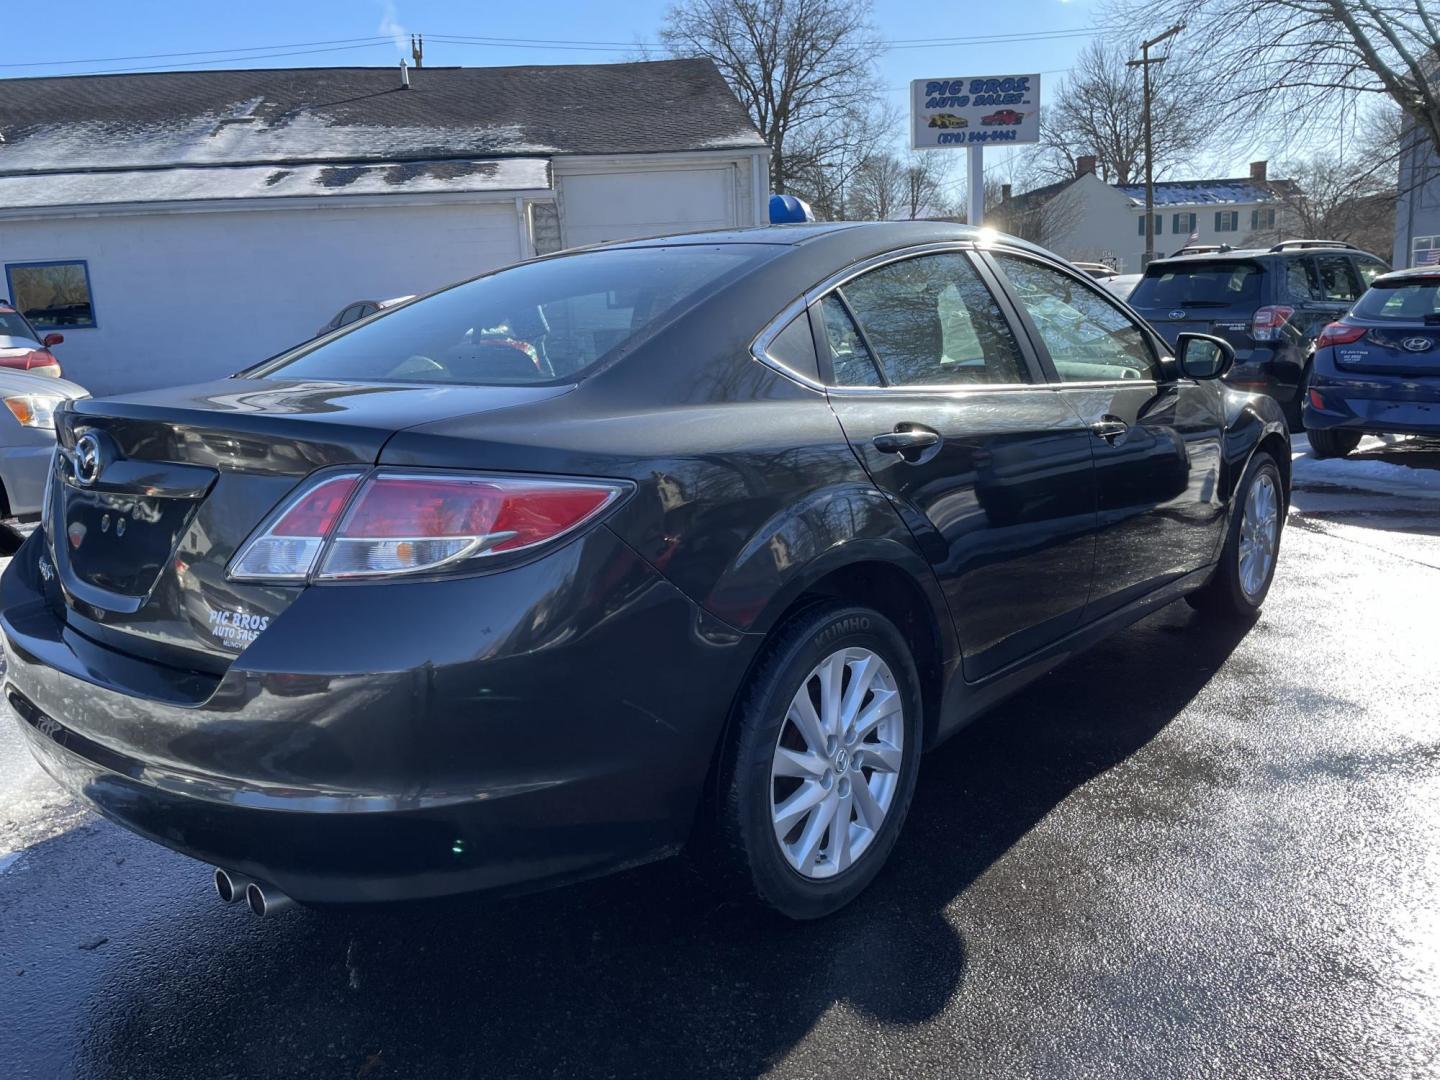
[711, 602, 923, 919]
[1187, 451, 1285, 619]
[1306, 427, 1361, 459]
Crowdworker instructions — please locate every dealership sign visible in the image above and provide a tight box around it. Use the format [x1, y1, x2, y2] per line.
[910, 74, 1042, 149]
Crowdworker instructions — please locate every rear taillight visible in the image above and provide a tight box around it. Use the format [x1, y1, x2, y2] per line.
[229, 470, 627, 583]
[1316, 322, 1366, 349]
[1250, 305, 1295, 341]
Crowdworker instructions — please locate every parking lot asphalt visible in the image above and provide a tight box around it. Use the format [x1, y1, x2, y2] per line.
[2, 437, 1439, 1080]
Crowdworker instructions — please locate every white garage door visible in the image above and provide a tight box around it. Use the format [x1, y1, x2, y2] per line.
[561, 168, 736, 247]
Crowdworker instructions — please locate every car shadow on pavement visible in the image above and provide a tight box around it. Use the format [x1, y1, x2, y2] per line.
[47, 606, 1254, 1080]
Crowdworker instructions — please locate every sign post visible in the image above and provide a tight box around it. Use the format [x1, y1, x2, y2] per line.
[910, 74, 1042, 228]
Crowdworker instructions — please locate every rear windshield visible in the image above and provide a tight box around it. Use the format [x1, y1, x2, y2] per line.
[258, 246, 772, 385]
[1129, 261, 1264, 310]
[0, 308, 39, 347]
[1351, 280, 1440, 322]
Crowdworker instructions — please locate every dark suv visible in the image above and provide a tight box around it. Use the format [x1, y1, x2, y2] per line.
[1128, 240, 1389, 427]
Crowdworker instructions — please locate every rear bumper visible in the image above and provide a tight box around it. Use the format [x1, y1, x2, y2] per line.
[2, 527, 761, 903]
[1303, 367, 1440, 437]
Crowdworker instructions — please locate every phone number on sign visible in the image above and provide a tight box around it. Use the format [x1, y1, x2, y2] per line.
[935, 130, 1019, 145]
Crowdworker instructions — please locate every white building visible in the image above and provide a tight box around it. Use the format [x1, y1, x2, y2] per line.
[995, 159, 1297, 272]
[0, 60, 769, 394]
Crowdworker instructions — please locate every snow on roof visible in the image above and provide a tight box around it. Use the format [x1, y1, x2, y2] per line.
[0, 61, 765, 175]
[0, 157, 551, 209]
[1113, 178, 1294, 207]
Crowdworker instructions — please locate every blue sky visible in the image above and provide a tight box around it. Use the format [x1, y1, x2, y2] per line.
[1, 0, 1165, 198]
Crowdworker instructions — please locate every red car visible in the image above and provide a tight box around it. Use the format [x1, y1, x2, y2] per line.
[981, 109, 1025, 126]
[0, 305, 63, 378]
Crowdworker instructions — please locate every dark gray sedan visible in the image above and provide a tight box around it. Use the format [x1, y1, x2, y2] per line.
[2, 222, 1289, 920]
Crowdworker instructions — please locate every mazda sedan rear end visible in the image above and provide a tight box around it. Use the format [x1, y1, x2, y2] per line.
[3, 222, 1287, 920]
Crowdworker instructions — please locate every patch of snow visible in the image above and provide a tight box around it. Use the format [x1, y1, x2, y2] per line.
[0, 156, 552, 209]
[2, 113, 562, 173]
[1292, 433, 1440, 500]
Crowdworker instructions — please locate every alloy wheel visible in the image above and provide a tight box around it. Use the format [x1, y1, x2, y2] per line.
[769, 646, 905, 879]
[1238, 471, 1280, 601]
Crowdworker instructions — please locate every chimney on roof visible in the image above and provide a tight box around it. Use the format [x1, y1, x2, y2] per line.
[1076, 155, 1097, 178]
[400, 59, 411, 90]
[1250, 160, 1268, 183]
[1001, 183, 1013, 203]
[411, 34, 424, 68]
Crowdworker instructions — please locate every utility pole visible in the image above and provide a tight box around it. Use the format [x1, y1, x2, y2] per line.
[1128, 24, 1182, 267]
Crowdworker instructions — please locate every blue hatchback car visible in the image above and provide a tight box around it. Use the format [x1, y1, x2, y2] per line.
[1303, 267, 1440, 458]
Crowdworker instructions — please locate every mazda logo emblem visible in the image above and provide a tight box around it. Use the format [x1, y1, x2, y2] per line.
[73, 432, 105, 486]
[1168, 310, 1187, 320]
[1402, 336, 1432, 353]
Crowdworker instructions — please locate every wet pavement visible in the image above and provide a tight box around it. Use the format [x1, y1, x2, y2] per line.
[3, 438, 1439, 1079]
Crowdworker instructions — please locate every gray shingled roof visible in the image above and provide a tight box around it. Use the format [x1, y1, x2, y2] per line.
[0, 59, 766, 175]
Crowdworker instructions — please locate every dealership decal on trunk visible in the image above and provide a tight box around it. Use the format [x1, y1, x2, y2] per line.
[208, 607, 270, 649]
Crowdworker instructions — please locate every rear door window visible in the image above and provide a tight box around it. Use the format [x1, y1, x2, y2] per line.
[838, 253, 1029, 386]
[821, 295, 883, 387]
[1285, 260, 1322, 302]
[1129, 261, 1264, 310]
[260, 246, 772, 385]
[1314, 256, 1362, 302]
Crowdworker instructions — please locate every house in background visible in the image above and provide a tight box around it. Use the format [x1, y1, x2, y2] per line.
[0, 59, 769, 394]
[1394, 118, 1440, 268]
[994, 159, 1297, 272]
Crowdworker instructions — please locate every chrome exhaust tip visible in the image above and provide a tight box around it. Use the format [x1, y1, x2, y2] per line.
[213, 867, 253, 904]
[245, 881, 294, 918]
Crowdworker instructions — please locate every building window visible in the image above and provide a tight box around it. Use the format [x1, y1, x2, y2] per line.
[1172, 212, 1197, 235]
[528, 201, 562, 257]
[1214, 211, 1239, 233]
[4, 260, 97, 329]
[1251, 208, 1276, 230]
[1137, 214, 1162, 236]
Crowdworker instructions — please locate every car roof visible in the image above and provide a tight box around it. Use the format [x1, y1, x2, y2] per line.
[1373, 266, 1440, 286]
[595, 219, 1056, 261]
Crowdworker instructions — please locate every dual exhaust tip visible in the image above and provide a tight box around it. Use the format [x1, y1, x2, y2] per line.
[213, 867, 293, 917]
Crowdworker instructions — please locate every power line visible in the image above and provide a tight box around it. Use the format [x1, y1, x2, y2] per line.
[8, 26, 1100, 77]
[0, 36, 393, 70]
[14, 41, 403, 78]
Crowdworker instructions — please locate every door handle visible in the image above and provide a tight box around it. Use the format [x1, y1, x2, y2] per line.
[1089, 418, 1129, 445]
[872, 426, 942, 460]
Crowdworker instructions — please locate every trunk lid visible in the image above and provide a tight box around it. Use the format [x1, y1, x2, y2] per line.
[47, 377, 570, 670]
[1334, 327, 1440, 376]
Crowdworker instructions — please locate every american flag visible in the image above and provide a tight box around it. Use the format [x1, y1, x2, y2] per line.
[1187, 231, 1199, 243]
[1416, 247, 1440, 266]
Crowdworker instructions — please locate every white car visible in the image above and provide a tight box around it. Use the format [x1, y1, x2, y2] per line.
[1100, 273, 1142, 301]
[0, 368, 88, 518]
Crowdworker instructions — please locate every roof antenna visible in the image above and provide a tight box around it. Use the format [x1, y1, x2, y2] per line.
[411, 34, 424, 69]
[399, 59, 411, 89]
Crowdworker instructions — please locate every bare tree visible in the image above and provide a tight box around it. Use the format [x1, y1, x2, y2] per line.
[902, 150, 956, 219]
[1024, 40, 1214, 185]
[1124, 0, 1440, 156]
[784, 101, 896, 218]
[847, 152, 907, 220]
[1259, 108, 1405, 254]
[660, 0, 884, 194]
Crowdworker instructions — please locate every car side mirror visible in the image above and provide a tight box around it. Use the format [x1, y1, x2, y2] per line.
[41, 333, 64, 348]
[1176, 332, 1234, 380]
